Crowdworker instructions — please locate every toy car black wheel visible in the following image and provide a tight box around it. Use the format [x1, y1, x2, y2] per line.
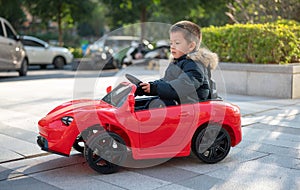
[73, 135, 85, 153]
[73, 127, 104, 153]
[84, 132, 127, 174]
[192, 125, 231, 164]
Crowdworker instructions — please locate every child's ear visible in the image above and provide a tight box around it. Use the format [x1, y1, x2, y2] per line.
[189, 42, 196, 52]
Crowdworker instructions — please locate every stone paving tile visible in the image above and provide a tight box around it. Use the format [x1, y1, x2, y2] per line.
[0, 122, 38, 144]
[166, 148, 267, 174]
[155, 183, 194, 190]
[258, 114, 300, 128]
[128, 162, 200, 183]
[0, 134, 45, 158]
[241, 101, 300, 128]
[0, 175, 62, 190]
[0, 165, 23, 181]
[237, 139, 300, 159]
[155, 156, 223, 175]
[241, 116, 260, 126]
[94, 170, 170, 190]
[30, 164, 125, 190]
[255, 106, 299, 118]
[0, 108, 40, 133]
[255, 154, 300, 170]
[176, 174, 251, 190]
[244, 123, 300, 135]
[0, 146, 24, 163]
[229, 101, 276, 116]
[242, 114, 300, 130]
[223, 146, 269, 163]
[176, 174, 223, 190]
[225, 95, 300, 118]
[242, 128, 300, 149]
[1, 154, 84, 176]
[226, 94, 300, 107]
[206, 160, 300, 190]
[224, 94, 271, 102]
[261, 99, 300, 106]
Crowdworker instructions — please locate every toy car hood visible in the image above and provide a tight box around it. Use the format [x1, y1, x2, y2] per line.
[42, 82, 136, 122]
[48, 99, 102, 114]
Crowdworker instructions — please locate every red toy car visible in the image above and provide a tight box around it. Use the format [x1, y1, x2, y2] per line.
[37, 74, 242, 174]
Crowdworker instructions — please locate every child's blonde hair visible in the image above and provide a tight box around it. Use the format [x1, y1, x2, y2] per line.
[169, 20, 202, 51]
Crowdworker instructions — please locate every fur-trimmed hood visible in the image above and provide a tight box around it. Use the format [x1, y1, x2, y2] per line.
[186, 48, 219, 70]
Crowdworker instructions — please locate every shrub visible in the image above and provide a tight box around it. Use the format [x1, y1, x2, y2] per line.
[69, 47, 83, 58]
[202, 21, 300, 64]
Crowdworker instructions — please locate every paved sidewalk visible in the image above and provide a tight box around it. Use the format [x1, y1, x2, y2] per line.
[0, 66, 299, 190]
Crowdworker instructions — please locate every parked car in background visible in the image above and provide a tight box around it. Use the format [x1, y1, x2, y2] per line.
[0, 17, 28, 76]
[20, 35, 73, 69]
[88, 35, 140, 69]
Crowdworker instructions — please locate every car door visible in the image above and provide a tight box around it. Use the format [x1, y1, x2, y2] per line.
[135, 103, 196, 155]
[22, 39, 49, 64]
[0, 19, 22, 69]
[4, 22, 22, 67]
[0, 19, 8, 68]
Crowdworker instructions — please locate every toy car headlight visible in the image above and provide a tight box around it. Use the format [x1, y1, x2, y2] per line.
[61, 116, 74, 126]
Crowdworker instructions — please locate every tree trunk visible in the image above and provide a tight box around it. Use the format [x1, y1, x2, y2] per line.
[140, 5, 146, 41]
[57, 3, 63, 46]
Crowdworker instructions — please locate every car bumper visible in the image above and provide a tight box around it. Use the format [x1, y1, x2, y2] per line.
[37, 136, 69, 156]
[66, 54, 74, 64]
[37, 118, 79, 156]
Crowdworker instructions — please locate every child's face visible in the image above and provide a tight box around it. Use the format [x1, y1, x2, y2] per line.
[170, 31, 195, 59]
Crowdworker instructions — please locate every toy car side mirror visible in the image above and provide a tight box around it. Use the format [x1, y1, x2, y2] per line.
[106, 86, 112, 93]
[128, 94, 135, 113]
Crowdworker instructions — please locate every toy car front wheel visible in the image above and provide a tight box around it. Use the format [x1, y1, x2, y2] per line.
[73, 127, 104, 153]
[192, 125, 231, 164]
[84, 132, 127, 174]
[73, 135, 85, 153]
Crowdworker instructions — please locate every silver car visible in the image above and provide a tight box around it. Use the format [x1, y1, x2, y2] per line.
[0, 17, 28, 76]
[20, 35, 73, 69]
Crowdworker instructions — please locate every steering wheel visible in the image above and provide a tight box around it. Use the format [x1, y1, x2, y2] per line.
[125, 74, 144, 96]
[125, 74, 142, 85]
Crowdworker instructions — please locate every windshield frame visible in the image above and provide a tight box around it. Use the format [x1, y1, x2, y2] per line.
[101, 83, 133, 107]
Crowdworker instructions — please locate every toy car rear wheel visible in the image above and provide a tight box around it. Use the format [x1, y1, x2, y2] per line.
[192, 125, 231, 164]
[84, 132, 127, 174]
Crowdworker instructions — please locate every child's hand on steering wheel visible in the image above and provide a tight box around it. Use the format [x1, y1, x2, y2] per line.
[140, 83, 151, 93]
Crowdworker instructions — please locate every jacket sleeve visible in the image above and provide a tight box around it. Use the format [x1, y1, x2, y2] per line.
[150, 79, 179, 99]
[150, 60, 206, 100]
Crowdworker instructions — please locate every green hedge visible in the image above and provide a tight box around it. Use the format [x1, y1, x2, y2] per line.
[202, 21, 300, 64]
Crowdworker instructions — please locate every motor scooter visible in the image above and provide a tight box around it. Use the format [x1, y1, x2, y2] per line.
[122, 40, 170, 66]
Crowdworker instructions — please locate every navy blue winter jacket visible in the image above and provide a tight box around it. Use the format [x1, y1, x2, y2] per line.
[149, 52, 215, 104]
